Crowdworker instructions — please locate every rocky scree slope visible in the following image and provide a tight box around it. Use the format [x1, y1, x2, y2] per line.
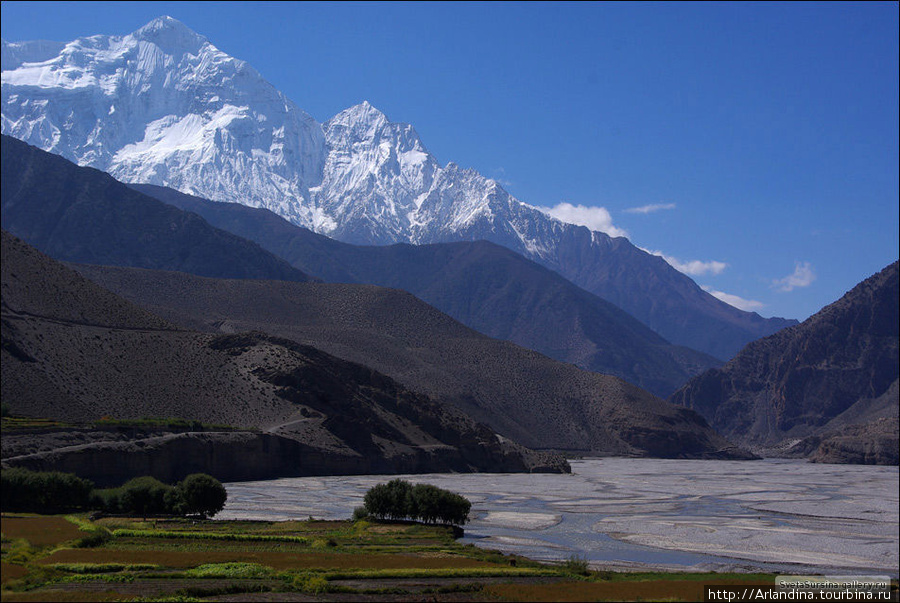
[0, 134, 747, 459]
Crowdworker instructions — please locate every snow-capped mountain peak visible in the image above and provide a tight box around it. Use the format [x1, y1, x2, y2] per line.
[3, 17, 326, 224]
[130, 15, 208, 56]
[2, 17, 796, 358]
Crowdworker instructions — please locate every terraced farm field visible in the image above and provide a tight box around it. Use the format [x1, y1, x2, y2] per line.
[1, 513, 777, 601]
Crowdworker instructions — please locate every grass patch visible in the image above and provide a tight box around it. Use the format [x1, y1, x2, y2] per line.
[0, 416, 73, 431]
[110, 528, 310, 545]
[323, 566, 558, 580]
[49, 562, 160, 573]
[37, 548, 508, 571]
[8, 514, 783, 603]
[183, 562, 274, 578]
[0, 591, 129, 602]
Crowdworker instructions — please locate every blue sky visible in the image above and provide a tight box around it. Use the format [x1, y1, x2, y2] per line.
[3, 1, 898, 320]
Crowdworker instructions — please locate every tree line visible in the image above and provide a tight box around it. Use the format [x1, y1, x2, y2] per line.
[0, 469, 227, 518]
[361, 479, 470, 526]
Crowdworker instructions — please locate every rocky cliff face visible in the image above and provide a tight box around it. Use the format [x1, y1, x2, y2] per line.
[670, 261, 899, 463]
[2, 17, 795, 359]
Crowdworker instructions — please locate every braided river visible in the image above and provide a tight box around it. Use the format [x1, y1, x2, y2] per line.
[220, 458, 899, 577]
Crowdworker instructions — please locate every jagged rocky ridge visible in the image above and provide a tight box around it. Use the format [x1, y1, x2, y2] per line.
[1, 229, 568, 483]
[670, 262, 899, 464]
[1, 16, 795, 359]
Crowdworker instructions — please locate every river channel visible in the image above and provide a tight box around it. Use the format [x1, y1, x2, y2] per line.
[220, 458, 899, 577]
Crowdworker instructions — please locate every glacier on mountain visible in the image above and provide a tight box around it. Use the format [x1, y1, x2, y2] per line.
[2, 16, 795, 359]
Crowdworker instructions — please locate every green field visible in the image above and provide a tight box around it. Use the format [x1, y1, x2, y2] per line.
[0, 512, 814, 602]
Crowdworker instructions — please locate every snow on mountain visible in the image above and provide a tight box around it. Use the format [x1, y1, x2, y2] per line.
[2, 16, 325, 226]
[2, 16, 796, 359]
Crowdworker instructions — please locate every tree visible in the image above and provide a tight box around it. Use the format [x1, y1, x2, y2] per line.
[363, 480, 470, 526]
[177, 473, 227, 518]
[1, 468, 93, 513]
[363, 479, 412, 520]
[119, 476, 173, 516]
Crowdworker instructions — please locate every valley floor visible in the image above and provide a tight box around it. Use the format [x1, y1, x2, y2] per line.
[0, 513, 783, 602]
[220, 458, 900, 577]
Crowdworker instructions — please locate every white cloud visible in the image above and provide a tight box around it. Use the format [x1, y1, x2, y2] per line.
[702, 286, 766, 312]
[773, 261, 816, 292]
[490, 167, 513, 188]
[641, 248, 728, 277]
[542, 203, 628, 238]
[624, 202, 677, 214]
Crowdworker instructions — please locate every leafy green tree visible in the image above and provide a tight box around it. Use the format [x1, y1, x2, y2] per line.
[1, 468, 93, 513]
[177, 473, 227, 518]
[119, 476, 174, 516]
[89, 487, 123, 514]
[410, 483, 442, 523]
[363, 480, 470, 526]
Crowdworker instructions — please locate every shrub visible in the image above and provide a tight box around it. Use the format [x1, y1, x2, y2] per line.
[292, 573, 330, 594]
[562, 554, 590, 576]
[89, 488, 123, 514]
[75, 526, 113, 549]
[177, 473, 227, 519]
[363, 479, 412, 521]
[1, 469, 225, 518]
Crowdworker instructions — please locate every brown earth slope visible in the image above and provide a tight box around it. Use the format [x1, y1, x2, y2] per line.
[74, 261, 752, 459]
[2, 230, 563, 483]
[132, 183, 721, 397]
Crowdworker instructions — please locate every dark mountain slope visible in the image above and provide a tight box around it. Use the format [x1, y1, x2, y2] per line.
[0, 135, 312, 283]
[75, 260, 751, 459]
[670, 261, 899, 463]
[133, 184, 720, 396]
[2, 230, 561, 483]
[542, 229, 798, 361]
